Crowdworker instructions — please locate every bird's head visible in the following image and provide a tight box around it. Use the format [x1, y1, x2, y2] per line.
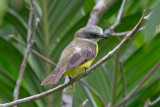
[74, 25, 109, 43]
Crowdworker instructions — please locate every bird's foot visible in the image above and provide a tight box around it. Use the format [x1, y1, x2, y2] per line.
[84, 67, 89, 75]
[68, 76, 72, 82]
[68, 76, 74, 86]
[84, 67, 93, 77]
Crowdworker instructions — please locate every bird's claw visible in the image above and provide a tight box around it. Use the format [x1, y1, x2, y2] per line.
[84, 67, 89, 75]
[69, 76, 72, 82]
[84, 67, 93, 76]
[68, 76, 74, 86]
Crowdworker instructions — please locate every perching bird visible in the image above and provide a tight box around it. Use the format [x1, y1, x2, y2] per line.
[41, 25, 108, 86]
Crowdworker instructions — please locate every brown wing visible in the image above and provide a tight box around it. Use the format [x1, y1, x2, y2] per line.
[41, 66, 66, 86]
[66, 48, 96, 69]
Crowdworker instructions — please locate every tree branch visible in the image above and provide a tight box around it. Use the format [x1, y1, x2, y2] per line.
[9, 35, 56, 66]
[0, 10, 145, 107]
[144, 95, 160, 107]
[108, 26, 146, 36]
[26, 0, 34, 43]
[87, 0, 117, 25]
[104, 0, 151, 37]
[80, 80, 106, 107]
[105, 0, 126, 34]
[13, 0, 39, 102]
[113, 60, 160, 107]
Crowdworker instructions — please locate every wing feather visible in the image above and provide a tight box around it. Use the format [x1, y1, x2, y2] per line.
[66, 48, 96, 69]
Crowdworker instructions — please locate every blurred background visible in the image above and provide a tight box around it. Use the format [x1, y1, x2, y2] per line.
[0, 0, 160, 107]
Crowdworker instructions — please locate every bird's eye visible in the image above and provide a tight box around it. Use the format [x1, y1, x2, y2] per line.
[83, 32, 99, 39]
[91, 33, 99, 38]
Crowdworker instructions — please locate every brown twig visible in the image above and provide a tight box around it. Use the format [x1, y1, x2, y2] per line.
[113, 60, 160, 107]
[0, 10, 145, 107]
[13, 0, 39, 102]
[27, 0, 34, 43]
[9, 35, 56, 66]
[144, 95, 160, 107]
[80, 80, 106, 107]
[109, 26, 146, 36]
[105, 0, 126, 34]
[87, 0, 117, 25]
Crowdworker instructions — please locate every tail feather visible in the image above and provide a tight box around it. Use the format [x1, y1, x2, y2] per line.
[41, 67, 66, 86]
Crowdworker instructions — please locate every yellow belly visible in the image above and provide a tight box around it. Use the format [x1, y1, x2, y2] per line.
[64, 58, 94, 75]
[64, 44, 98, 76]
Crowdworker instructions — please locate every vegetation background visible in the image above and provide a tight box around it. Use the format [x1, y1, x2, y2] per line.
[0, 0, 160, 107]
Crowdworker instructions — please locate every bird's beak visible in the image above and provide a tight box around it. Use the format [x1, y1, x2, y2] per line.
[101, 34, 109, 38]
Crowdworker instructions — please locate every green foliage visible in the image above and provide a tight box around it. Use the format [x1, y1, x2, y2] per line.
[0, 0, 160, 107]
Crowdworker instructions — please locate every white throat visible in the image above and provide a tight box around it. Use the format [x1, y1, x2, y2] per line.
[76, 38, 99, 44]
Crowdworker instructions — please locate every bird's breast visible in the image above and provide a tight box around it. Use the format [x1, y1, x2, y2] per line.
[64, 44, 98, 76]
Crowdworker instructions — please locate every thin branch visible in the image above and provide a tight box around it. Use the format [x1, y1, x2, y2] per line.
[105, 0, 125, 34]
[144, 99, 151, 107]
[9, 35, 57, 66]
[27, 0, 34, 43]
[13, 0, 36, 102]
[80, 80, 106, 107]
[150, 96, 160, 105]
[113, 60, 160, 107]
[144, 95, 160, 107]
[109, 26, 146, 36]
[80, 99, 89, 107]
[104, 1, 151, 37]
[119, 59, 126, 107]
[0, 10, 145, 107]
[87, 0, 117, 25]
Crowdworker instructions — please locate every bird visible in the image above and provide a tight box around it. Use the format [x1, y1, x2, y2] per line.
[41, 25, 108, 86]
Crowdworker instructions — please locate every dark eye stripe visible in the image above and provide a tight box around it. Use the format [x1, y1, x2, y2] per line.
[91, 33, 99, 38]
[84, 32, 100, 39]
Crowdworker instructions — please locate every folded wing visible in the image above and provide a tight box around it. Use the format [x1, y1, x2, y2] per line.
[66, 48, 96, 69]
[41, 48, 96, 86]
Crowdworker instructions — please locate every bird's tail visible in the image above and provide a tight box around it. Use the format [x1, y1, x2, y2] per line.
[41, 67, 66, 86]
